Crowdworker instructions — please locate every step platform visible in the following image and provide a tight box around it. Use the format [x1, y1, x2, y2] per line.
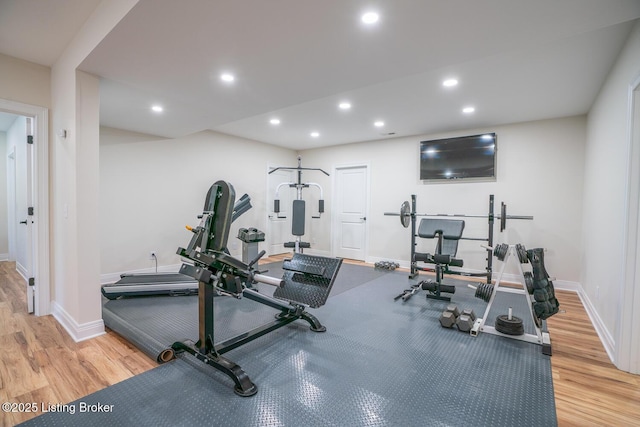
[274, 253, 342, 308]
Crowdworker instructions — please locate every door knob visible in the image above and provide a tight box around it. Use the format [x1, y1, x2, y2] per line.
[360, 217, 367, 221]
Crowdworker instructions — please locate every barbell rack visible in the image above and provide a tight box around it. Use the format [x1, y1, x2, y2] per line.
[384, 194, 533, 281]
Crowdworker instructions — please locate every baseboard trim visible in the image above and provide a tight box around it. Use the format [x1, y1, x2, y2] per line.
[0, 253, 8, 261]
[16, 261, 27, 280]
[51, 301, 105, 342]
[304, 249, 332, 258]
[575, 289, 616, 363]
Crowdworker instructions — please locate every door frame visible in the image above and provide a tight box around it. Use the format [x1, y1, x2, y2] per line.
[331, 162, 370, 260]
[0, 98, 50, 316]
[619, 72, 640, 374]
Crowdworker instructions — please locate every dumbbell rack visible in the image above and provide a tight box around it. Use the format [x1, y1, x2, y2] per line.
[470, 245, 552, 355]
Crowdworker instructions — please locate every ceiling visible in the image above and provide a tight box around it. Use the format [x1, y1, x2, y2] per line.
[2, 0, 640, 149]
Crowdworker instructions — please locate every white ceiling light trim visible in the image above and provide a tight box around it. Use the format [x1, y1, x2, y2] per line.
[462, 106, 475, 114]
[442, 78, 458, 87]
[220, 73, 235, 83]
[361, 12, 379, 24]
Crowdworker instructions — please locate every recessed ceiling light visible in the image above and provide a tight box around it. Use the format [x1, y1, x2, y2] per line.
[270, 118, 281, 125]
[220, 73, 235, 83]
[361, 12, 379, 24]
[374, 121, 385, 127]
[443, 79, 458, 87]
[339, 102, 351, 110]
[310, 131, 320, 138]
[151, 105, 163, 113]
[462, 106, 475, 114]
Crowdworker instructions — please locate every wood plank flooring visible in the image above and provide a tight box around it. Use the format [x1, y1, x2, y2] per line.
[0, 259, 639, 426]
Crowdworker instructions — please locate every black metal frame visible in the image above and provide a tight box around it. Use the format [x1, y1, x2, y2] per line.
[173, 180, 341, 396]
[409, 194, 495, 282]
[269, 156, 329, 253]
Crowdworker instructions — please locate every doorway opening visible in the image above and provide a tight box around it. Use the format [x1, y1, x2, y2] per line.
[0, 99, 50, 315]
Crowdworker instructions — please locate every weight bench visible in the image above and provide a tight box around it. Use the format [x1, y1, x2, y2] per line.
[395, 218, 465, 302]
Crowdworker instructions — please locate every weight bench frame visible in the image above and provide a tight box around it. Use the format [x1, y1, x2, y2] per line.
[396, 218, 465, 302]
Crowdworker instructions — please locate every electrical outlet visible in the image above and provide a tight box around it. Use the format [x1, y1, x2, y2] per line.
[149, 251, 157, 260]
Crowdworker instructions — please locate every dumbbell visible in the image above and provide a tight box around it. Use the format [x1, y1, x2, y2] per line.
[456, 309, 476, 332]
[439, 305, 460, 328]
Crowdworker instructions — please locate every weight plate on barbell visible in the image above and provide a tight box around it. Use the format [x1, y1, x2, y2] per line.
[474, 282, 494, 302]
[495, 314, 525, 335]
[493, 243, 508, 261]
[400, 200, 411, 228]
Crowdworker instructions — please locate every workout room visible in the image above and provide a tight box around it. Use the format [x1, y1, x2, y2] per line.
[0, 1, 639, 426]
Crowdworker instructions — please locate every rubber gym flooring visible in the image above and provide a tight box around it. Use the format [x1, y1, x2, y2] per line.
[20, 262, 556, 426]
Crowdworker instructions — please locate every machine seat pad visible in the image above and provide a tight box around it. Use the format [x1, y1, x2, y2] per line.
[283, 242, 311, 248]
[418, 219, 465, 240]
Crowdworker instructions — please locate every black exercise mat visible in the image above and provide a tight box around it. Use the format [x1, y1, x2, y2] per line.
[100, 260, 391, 362]
[22, 267, 556, 426]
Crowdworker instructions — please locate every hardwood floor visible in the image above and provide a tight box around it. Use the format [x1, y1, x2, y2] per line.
[0, 259, 639, 426]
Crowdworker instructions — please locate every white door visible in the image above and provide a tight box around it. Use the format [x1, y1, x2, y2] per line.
[7, 147, 16, 261]
[24, 119, 35, 313]
[333, 165, 368, 260]
[7, 115, 35, 312]
[267, 168, 294, 255]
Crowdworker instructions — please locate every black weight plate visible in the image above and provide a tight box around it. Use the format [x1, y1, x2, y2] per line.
[495, 314, 525, 335]
[493, 243, 508, 261]
[516, 244, 528, 264]
[400, 201, 411, 228]
[474, 282, 494, 303]
[524, 272, 534, 294]
[532, 303, 542, 328]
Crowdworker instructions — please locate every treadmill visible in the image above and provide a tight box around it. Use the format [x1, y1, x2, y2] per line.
[101, 193, 252, 300]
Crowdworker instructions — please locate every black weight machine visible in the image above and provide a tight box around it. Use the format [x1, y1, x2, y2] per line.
[394, 218, 466, 302]
[269, 156, 328, 253]
[173, 180, 342, 396]
[387, 194, 533, 302]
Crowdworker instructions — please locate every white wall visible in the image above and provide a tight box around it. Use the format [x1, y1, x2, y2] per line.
[300, 115, 586, 283]
[0, 53, 51, 108]
[49, 0, 138, 337]
[582, 21, 640, 357]
[0, 131, 7, 257]
[99, 127, 297, 276]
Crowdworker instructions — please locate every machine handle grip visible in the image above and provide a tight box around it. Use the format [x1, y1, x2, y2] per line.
[248, 250, 266, 268]
[253, 273, 284, 288]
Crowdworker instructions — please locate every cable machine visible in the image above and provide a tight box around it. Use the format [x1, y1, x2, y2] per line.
[269, 156, 328, 253]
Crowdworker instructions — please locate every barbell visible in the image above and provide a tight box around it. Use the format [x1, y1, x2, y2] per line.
[385, 199, 533, 231]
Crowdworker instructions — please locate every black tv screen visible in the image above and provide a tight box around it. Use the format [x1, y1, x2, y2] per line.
[420, 133, 497, 181]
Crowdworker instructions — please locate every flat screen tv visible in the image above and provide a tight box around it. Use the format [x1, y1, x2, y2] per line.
[419, 133, 497, 181]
